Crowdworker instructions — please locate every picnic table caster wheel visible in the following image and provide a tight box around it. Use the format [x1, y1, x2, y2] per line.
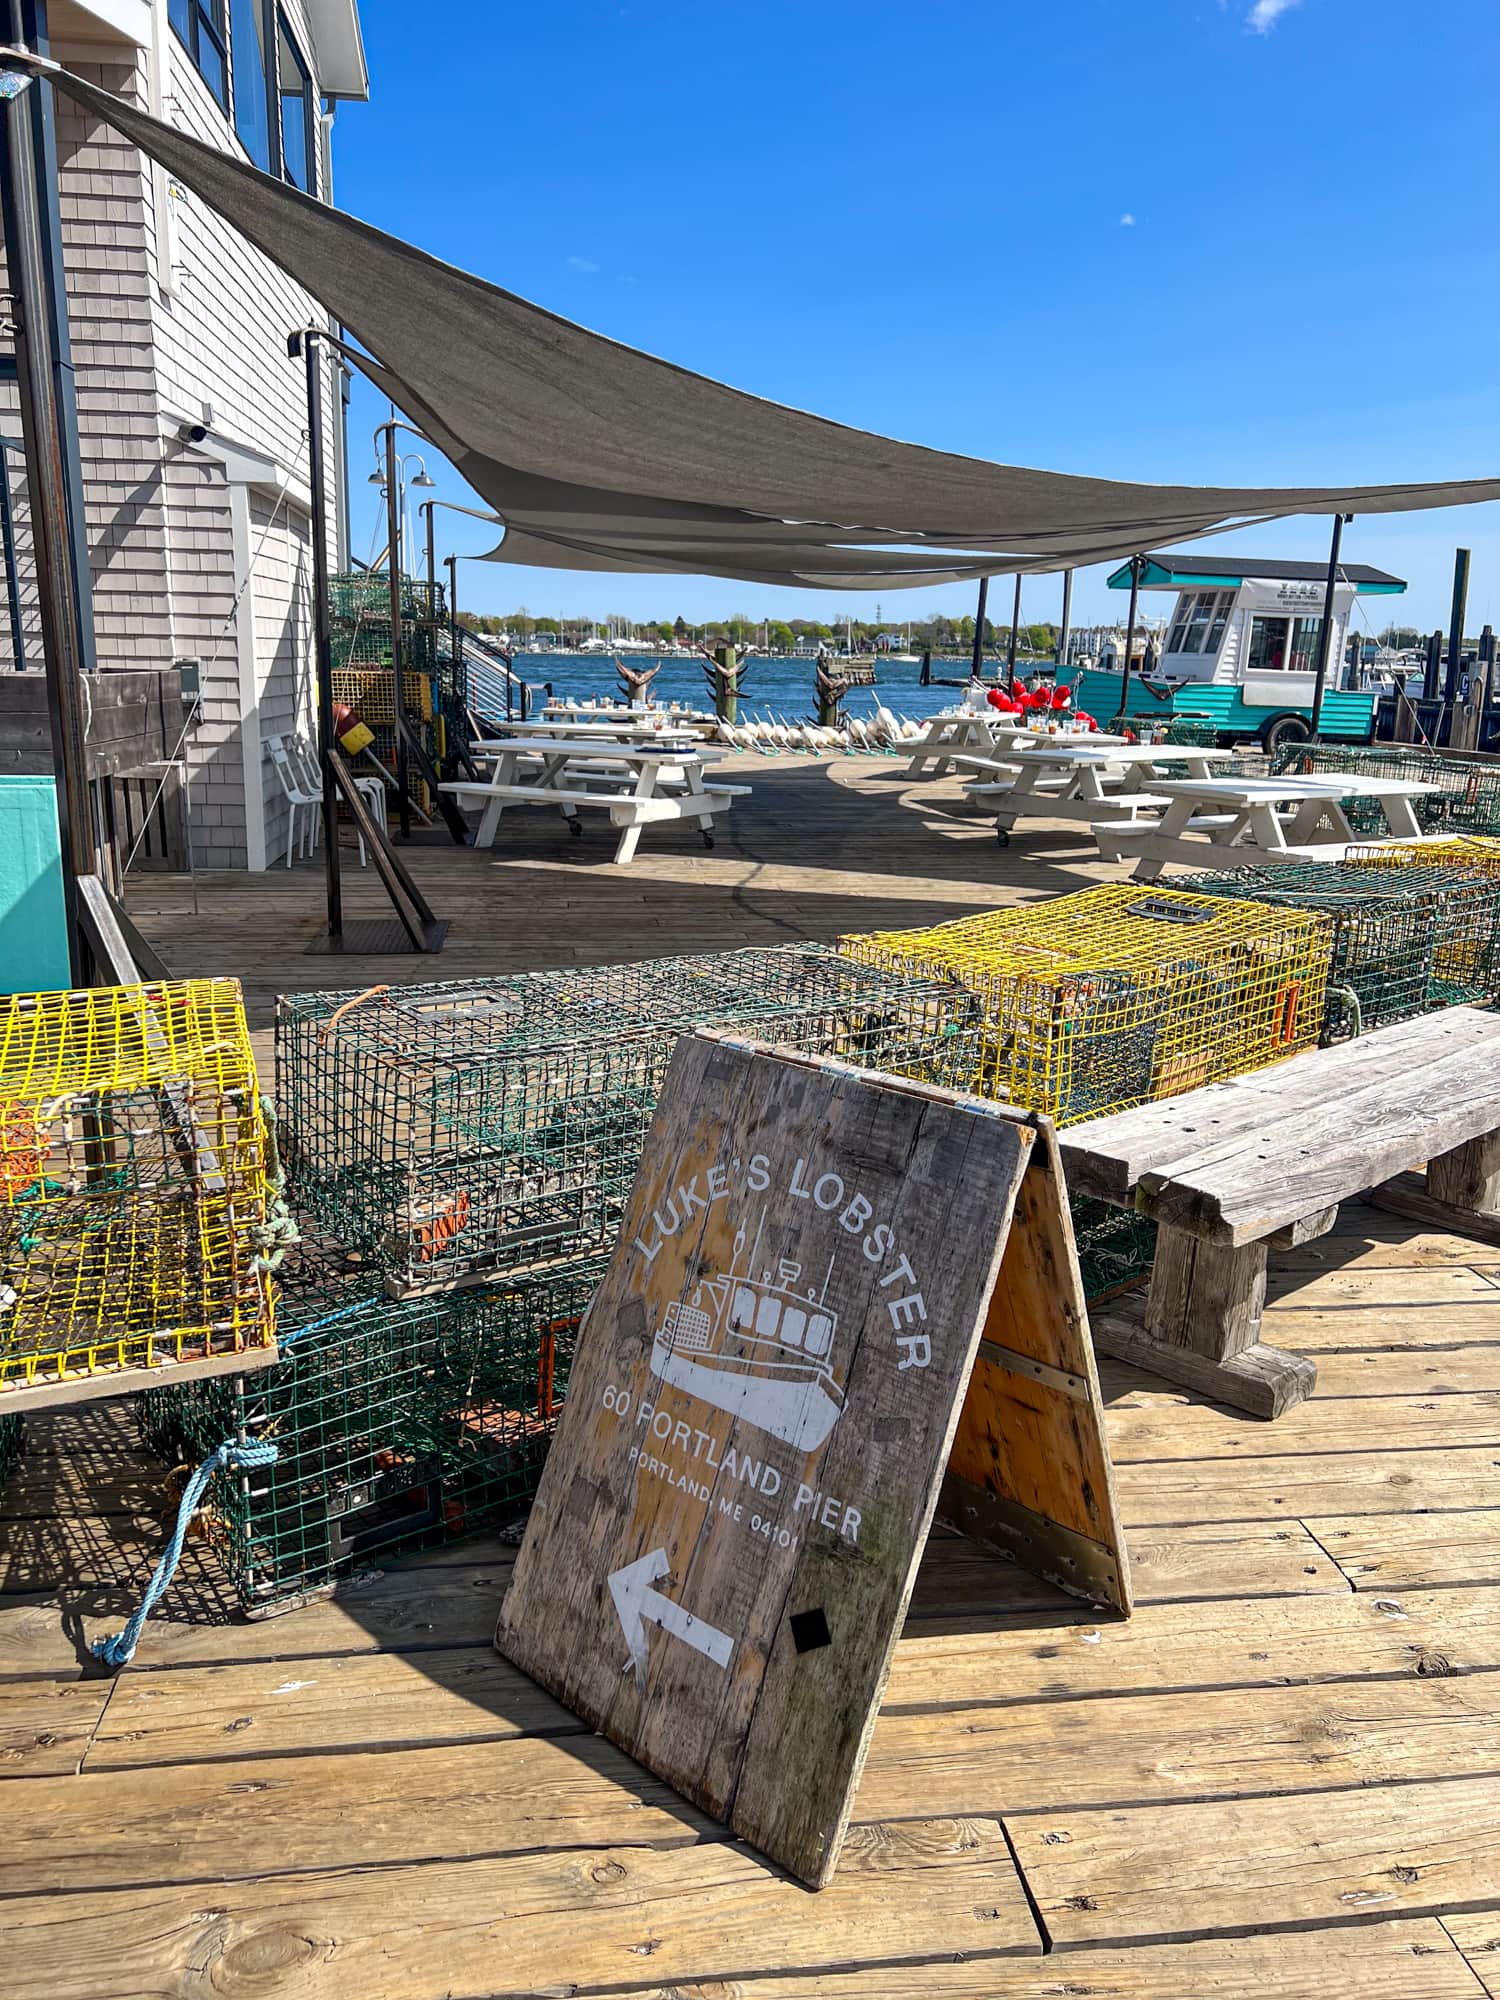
[701, 830, 716, 850]
[568, 818, 583, 838]
[995, 827, 1011, 847]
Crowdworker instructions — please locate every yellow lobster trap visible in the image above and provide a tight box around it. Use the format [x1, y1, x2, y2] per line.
[0, 978, 280, 1401]
[841, 884, 1333, 1125]
[1347, 836, 1500, 878]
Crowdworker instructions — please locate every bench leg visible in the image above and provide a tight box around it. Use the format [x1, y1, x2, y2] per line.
[1428, 1131, 1500, 1217]
[1093, 1223, 1316, 1419]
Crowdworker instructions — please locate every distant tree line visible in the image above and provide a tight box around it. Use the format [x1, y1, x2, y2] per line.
[458, 608, 1062, 654]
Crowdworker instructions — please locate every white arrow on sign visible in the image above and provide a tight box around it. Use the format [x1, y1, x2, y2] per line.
[609, 1548, 734, 1689]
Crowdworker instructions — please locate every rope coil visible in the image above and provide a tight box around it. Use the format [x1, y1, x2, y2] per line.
[92, 1436, 279, 1670]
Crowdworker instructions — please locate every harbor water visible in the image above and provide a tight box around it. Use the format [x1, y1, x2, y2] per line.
[506, 652, 1047, 725]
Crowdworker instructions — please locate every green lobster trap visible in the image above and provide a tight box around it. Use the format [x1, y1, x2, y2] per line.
[329, 570, 446, 624]
[1175, 862, 1500, 1041]
[139, 1241, 606, 1615]
[277, 945, 977, 1292]
[0, 1410, 22, 1488]
[1070, 1194, 1156, 1304]
[1272, 742, 1500, 838]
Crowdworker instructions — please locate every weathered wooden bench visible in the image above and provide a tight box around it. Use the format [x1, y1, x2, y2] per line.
[1058, 1006, 1500, 1418]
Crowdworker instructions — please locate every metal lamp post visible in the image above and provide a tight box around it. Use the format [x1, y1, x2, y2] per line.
[370, 419, 433, 837]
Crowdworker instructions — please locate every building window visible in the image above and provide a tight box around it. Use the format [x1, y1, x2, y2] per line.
[277, 13, 315, 194]
[169, 0, 228, 109]
[1166, 590, 1233, 656]
[1247, 615, 1292, 672]
[230, 0, 273, 172]
[1288, 615, 1323, 674]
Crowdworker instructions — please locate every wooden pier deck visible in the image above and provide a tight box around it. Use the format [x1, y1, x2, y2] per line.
[2, 754, 1498, 1996]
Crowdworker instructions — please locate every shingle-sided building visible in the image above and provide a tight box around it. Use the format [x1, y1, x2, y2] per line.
[0, 0, 367, 869]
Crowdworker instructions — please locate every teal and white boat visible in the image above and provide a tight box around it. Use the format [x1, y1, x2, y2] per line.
[1060, 553, 1408, 751]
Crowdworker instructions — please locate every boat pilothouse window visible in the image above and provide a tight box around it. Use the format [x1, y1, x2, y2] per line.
[1248, 614, 1324, 673]
[731, 1278, 834, 1356]
[1166, 591, 1234, 656]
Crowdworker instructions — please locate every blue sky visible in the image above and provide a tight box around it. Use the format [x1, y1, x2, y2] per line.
[334, 0, 1500, 636]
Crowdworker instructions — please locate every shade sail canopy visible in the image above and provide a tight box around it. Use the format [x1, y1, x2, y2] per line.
[31, 59, 1500, 589]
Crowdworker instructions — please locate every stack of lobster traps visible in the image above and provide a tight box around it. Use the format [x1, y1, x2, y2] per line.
[326, 570, 471, 814]
[139, 944, 977, 1611]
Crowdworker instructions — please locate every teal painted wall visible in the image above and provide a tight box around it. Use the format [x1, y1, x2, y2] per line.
[1059, 668, 1375, 742]
[0, 776, 73, 996]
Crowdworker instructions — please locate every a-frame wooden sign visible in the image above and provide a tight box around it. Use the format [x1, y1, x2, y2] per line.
[496, 1032, 1129, 1888]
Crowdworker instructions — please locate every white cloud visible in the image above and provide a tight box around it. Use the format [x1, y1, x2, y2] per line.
[566, 255, 600, 274]
[1119, 212, 1136, 227]
[1247, 0, 1301, 32]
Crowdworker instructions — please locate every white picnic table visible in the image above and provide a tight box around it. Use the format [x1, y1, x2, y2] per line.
[904, 709, 1124, 777]
[957, 742, 1235, 845]
[477, 717, 705, 748]
[1094, 773, 1442, 881]
[441, 737, 745, 865]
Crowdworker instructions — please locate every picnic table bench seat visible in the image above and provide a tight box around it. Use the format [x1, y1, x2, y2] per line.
[1058, 1006, 1500, 1417]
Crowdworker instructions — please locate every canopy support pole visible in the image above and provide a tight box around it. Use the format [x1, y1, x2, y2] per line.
[1007, 574, 1022, 688]
[292, 329, 445, 955]
[298, 328, 342, 941]
[1444, 546, 1471, 709]
[0, 58, 95, 981]
[1309, 513, 1350, 740]
[970, 575, 988, 679]
[1057, 568, 1072, 672]
[381, 422, 412, 838]
[1120, 555, 1142, 711]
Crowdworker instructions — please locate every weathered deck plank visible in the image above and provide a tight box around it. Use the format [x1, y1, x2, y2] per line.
[0, 1817, 1042, 1997]
[1014, 1776, 1500, 1945]
[0, 780, 1494, 1998]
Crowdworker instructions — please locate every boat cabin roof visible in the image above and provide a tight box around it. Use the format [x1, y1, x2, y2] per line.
[1106, 553, 1407, 594]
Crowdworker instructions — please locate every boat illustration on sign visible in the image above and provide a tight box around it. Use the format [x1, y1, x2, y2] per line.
[650, 1236, 846, 1452]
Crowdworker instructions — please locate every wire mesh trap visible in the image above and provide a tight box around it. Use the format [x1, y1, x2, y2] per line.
[1070, 1193, 1157, 1303]
[1272, 743, 1500, 838]
[0, 979, 278, 1400]
[0, 1410, 22, 1488]
[1346, 835, 1500, 880]
[139, 1238, 605, 1614]
[840, 884, 1333, 1125]
[1174, 862, 1500, 1041]
[276, 944, 976, 1291]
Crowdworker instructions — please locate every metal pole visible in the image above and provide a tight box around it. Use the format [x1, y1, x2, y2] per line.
[1007, 573, 1022, 687]
[444, 549, 458, 686]
[0, 441, 26, 669]
[423, 499, 435, 604]
[298, 330, 341, 939]
[0, 74, 92, 979]
[969, 575, 988, 679]
[1444, 547, 1471, 707]
[6, 5, 95, 680]
[1120, 555, 1142, 710]
[1057, 568, 1072, 670]
[1308, 513, 1348, 740]
[382, 423, 410, 838]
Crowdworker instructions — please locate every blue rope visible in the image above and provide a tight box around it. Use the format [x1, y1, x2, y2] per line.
[92, 1437, 279, 1670]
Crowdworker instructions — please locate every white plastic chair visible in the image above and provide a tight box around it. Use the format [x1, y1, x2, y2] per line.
[286, 730, 386, 867]
[264, 734, 320, 867]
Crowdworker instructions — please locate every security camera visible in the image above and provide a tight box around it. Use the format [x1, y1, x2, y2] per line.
[175, 420, 208, 444]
